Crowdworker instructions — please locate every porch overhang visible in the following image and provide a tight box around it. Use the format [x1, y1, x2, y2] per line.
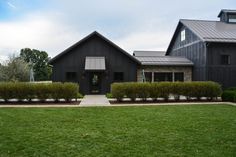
[85, 56, 106, 71]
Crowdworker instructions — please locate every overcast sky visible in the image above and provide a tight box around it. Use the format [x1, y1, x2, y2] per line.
[0, 0, 235, 61]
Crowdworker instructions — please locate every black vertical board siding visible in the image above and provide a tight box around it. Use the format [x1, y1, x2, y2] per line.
[207, 43, 236, 89]
[51, 34, 138, 94]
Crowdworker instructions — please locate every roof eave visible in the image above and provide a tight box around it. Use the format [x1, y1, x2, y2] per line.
[140, 63, 194, 66]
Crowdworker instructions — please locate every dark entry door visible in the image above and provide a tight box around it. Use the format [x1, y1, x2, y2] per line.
[89, 72, 101, 94]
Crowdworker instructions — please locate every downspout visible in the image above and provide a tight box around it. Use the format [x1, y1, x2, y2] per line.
[205, 42, 209, 81]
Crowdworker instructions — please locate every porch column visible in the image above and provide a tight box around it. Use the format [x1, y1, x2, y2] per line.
[172, 72, 175, 82]
[152, 72, 154, 82]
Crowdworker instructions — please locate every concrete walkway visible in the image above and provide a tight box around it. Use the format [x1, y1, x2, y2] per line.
[80, 95, 111, 106]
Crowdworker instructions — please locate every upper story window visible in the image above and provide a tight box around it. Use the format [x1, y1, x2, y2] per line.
[228, 14, 236, 23]
[181, 29, 186, 41]
[221, 55, 230, 65]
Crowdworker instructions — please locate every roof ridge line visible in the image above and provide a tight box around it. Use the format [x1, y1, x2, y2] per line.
[180, 19, 219, 22]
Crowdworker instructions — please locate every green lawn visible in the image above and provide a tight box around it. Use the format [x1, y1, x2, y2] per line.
[0, 105, 235, 157]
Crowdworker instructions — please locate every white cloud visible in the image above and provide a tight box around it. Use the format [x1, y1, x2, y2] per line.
[1, 0, 234, 61]
[7, 2, 16, 9]
[0, 11, 173, 60]
[115, 30, 172, 54]
[0, 13, 82, 58]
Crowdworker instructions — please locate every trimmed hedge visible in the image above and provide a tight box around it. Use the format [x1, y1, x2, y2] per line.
[0, 82, 79, 102]
[222, 91, 236, 102]
[222, 87, 236, 102]
[111, 81, 222, 102]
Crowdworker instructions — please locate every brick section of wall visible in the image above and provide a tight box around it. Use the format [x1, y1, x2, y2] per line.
[137, 66, 192, 82]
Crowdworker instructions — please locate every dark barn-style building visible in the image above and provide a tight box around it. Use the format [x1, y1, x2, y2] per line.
[49, 32, 193, 94]
[49, 32, 139, 94]
[166, 9, 236, 88]
[50, 9, 236, 94]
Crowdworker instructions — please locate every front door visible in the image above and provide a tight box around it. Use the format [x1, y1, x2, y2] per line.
[89, 72, 101, 94]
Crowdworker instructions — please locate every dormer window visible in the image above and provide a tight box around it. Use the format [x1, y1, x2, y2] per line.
[181, 29, 186, 41]
[228, 14, 236, 23]
[218, 9, 236, 23]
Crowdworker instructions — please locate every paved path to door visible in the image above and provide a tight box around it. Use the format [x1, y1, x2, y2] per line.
[80, 95, 111, 106]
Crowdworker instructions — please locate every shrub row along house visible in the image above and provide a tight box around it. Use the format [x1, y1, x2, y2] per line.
[49, 9, 236, 94]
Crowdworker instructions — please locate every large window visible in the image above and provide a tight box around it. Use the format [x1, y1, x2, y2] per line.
[221, 55, 230, 65]
[181, 29, 186, 41]
[154, 72, 172, 82]
[174, 72, 184, 82]
[228, 14, 236, 23]
[66, 72, 77, 82]
[114, 72, 124, 82]
[144, 72, 152, 82]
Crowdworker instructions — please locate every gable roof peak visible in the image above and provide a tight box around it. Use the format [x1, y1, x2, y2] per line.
[49, 31, 140, 64]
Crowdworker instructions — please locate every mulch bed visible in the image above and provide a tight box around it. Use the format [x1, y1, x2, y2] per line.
[109, 99, 222, 104]
[0, 100, 80, 105]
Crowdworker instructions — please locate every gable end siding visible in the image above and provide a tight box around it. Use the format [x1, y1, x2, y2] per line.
[168, 25, 207, 81]
[51, 35, 138, 94]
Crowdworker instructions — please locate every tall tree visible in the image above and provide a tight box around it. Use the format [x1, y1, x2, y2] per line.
[20, 48, 52, 81]
[0, 54, 30, 82]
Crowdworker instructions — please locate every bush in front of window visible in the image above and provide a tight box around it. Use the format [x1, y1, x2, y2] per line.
[170, 82, 184, 101]
[136, 83, 151, 101]
[149, 83, 159, 101]
[158, 82, 172, 101]
[111, 81, 222, 102]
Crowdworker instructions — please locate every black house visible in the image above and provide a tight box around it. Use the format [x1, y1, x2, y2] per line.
[166, 9, 236, 88]
[49, 32, 139, 94]
[49, 31, 193, 94]
[50, 9, 235, 94]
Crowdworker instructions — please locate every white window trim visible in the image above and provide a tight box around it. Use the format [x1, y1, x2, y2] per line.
[181, 29, 186, 41]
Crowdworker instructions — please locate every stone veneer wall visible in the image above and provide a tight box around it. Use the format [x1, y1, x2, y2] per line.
[137, 66, 192, 82]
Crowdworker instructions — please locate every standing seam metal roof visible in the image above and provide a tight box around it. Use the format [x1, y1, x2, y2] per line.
[133, 51, 166, 56]
[135, 56, 193, 66]
[180, 19, 236, 43]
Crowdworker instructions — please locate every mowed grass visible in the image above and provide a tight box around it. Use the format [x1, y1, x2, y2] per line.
[0, 105, 235, 157]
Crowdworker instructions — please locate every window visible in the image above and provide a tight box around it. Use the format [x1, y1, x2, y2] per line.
[228, 14, 236, 23]
[174, 72, 184, 82]
[181, 29, 186, 41]
[144, 72, 152, 82]
[114, 72, 124, 82]
[154, 72, 172, 82]
[221, 55, 230, 65]
[66, 72, 77, 82]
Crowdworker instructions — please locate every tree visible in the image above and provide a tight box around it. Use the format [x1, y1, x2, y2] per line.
[20, 48, 52, 81]
[0, 54, 30, 82]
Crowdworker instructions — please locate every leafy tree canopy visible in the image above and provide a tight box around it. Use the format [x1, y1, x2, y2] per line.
[0, 54, 30, 82]
[20, 48, 52, 81]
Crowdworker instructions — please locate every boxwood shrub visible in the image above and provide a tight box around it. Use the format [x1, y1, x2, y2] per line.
[222, 91, 236, 102]
[111, 81, 222, 102]
[0, 82, 79, 102]
[111, 83, 126, 101]
[222, 87, 236, 102]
